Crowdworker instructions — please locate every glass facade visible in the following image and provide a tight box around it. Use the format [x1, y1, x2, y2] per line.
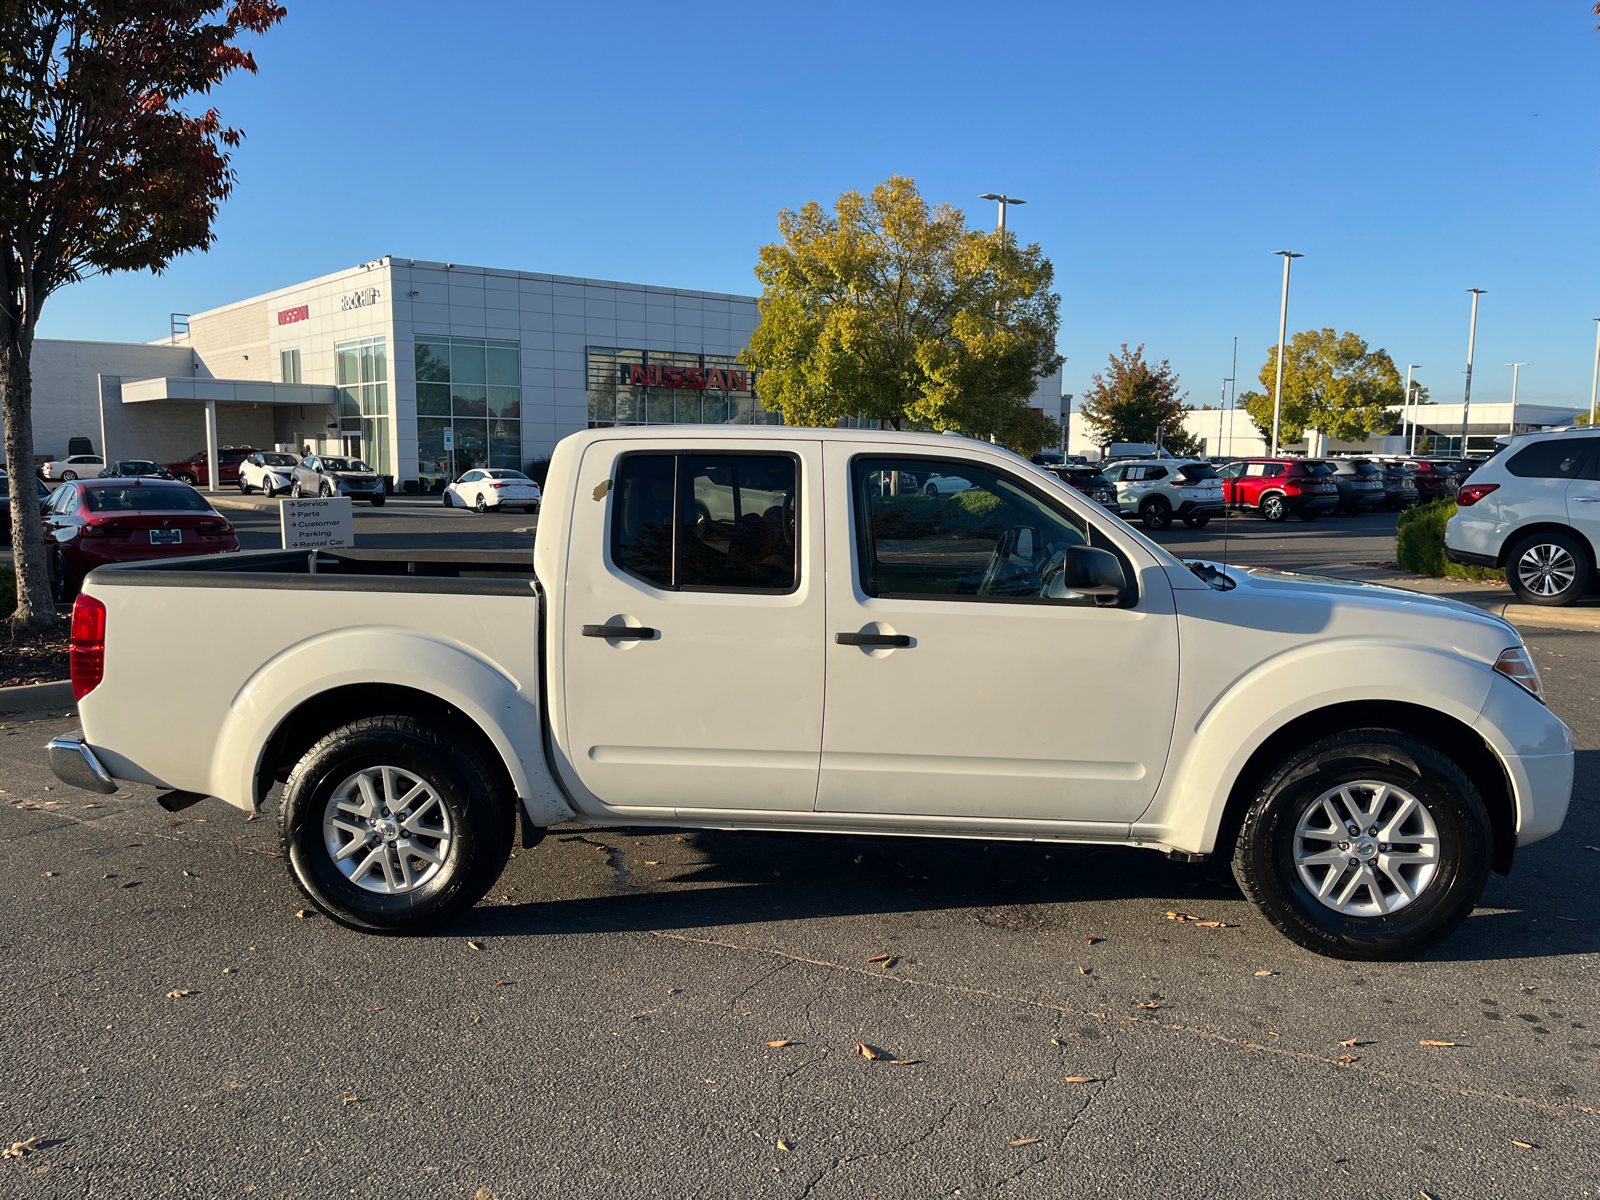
[415, 336, 521, 485]
[335, 336, 390, 477]
[586, 347, 780, 427]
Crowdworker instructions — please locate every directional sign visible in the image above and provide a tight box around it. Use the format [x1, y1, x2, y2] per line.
[280, 495, 353, 550]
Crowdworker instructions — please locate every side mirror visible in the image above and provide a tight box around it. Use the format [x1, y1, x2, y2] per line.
[1045, 545, 1126, 597]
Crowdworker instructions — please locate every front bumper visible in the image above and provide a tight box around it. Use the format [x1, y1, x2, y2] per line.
[47, 730, 118, 794]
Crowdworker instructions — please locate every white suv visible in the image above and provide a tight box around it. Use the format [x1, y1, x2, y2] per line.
[1445, 429, 1600, 606]
[1102, 459, 1226, 530]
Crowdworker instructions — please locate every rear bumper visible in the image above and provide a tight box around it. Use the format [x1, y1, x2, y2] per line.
[1286, 494, 1338, 513]
[1446, 546, 1499, 568]
[47, 730, 118, 795]
[1174, 499, 1225, 518]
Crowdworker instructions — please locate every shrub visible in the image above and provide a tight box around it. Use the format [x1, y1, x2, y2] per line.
[1396, 501, 1502, 582]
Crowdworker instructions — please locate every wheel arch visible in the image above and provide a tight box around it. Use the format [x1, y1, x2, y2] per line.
[1498, 521, 1596, 570]
[1210, 701, 1516, 876]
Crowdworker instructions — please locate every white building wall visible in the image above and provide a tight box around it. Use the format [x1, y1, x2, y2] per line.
[13, 339, 196, 463]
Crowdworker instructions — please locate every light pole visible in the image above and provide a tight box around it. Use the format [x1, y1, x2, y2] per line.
[1270, 251, 1302, 456]
[1589, 319, 1600, 425]
[1402, 364, 1421, 454]
[1061, 393, 1073, 453]
[1460, 288, 1486, 456]
[1505, 362, 1526, 406]
[979, 194, 1026, 237]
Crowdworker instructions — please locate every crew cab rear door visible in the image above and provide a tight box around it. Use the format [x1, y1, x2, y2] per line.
[816, 444, 1179, 825]
[557, 438, 825, 812]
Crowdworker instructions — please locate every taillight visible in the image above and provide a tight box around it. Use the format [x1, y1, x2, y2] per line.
[196, 520, 232, 534]
[1456, 483, 1499, 507]
[70, 593, 106, 700]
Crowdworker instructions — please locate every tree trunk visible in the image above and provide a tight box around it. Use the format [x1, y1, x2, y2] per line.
[0, 326, 57, 628]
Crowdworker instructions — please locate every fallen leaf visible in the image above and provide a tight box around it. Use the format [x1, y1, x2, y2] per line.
[1165, 912, 1198, 921]
[467, 941, 482, 951]
[120, 881, 137, 888]
[765, 1040, 792, 1048]
[644, 860, 659, 865]
[667, 988, 679, 995]
[1135, 1001, 1159, 1010]
[267, 853, 283, 859]
[866, 954, 892, 964]
[222, 967, 234, 974]
[1511, 1140, 1537, 1149]
[853, 1042, 879, 1060]
[245, 814, 259, 822]
[1418, 1040, 1457, 1047]
[1193, 921, 1233, 929]
[364, 1006, 383, 1013]
[888, 1059, 921, 1066]
[166, 989, 192, 999]
[1084, 937, 1103, 945]
[878, 957, 897, 970]
[1078, 966, 1089, 975]
[1553, 916, 1579, 923]
[1064, 1076, 1098, 1084]
[2, 1137, 40, 1159]
[123, 843, 142, 848]
[1050, 1038, 1062, 1047]
[295, 909, 307, 918]
[1254, 970, 1276, 977]
[493, 979, 510, 987]
[82, 803, 100, 809]
[183, 871, 194, 877]
[472, 1013, 481, 1024]
[1338, 1038, 1359, 1047]
[41, 871, 55, 877]
[1338, 1055, 1359, 1065]
[777, 1139, 791, 1153]
[341, 1094, 361, 1105]
[1009, 1138, 1040, 1146]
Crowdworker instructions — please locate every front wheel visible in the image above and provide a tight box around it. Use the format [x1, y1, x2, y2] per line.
[1182, 516, 1210, 529]
[278, 716, 517, 934]
[1231, 729, 1491, 960]
[290, 480, 303, 498]
[1260, 493, 1287, 522]
[369, 495, 385, 507]
[441, 491, 453, 508]
[1507, 530, 1592, 607]
[263, 478, 277, 499]
[1140, 499, 1172, 531]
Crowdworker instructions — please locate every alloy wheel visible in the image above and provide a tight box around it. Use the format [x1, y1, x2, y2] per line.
[1516, 543, 1577, 598]
[321, 765, 454, 895]
[1293, 780, 1440, 917]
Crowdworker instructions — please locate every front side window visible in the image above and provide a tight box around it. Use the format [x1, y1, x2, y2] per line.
[852, 457, 1092, 604]
[611, 453, 798, 593]
[1506, 437, 1597, 479]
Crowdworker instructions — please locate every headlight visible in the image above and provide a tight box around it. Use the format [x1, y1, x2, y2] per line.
[1493, 646, 1543, 702]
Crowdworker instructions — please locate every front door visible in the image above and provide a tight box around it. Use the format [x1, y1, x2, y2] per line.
[557, 438, 825, 812]
[817, 446, 1179, 825]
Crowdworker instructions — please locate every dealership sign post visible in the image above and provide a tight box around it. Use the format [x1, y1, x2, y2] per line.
[280, 496, 354, 550]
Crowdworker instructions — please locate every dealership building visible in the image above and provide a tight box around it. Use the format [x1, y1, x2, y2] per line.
[13, 254, 1067, 488]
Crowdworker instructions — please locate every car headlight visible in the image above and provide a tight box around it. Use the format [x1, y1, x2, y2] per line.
[1493, 646, 1543, 702]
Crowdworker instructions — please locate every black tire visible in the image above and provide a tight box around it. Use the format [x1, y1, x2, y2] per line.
[278, 716, 517, 934]
[239, 478, 252, 495]
[61, 471, 76, 481]
[176, 473, 198, 486]
[1260, 493, 1288, 522]
[1140, 498, 1172, 531]
[1505, 529, 1592, 607]
[1182, 516, 1211, 529]
[49, 548, 75, 604]
[474, 494, 487, 514]
[441, 492, 452, 508]
[321, 481, 334, 498]
[1231, 729, 1492, 961]
[369, 495, 385, 507]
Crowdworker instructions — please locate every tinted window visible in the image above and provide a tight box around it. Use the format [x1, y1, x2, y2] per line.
[1506, 438, 1597, 480]
[83, 485, 211, 513]
[611, 453, 798, 592]
[220, 450, 251, 463]
[261, 453, 297, 467]
[853, 457, 1091, 604]
[1296, 462, 1335, 477]
[1174, 464, 1217, 482]
[1145, 466, 1168, 480]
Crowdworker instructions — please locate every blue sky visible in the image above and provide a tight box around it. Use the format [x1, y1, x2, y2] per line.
[37, 1, 1600, 410]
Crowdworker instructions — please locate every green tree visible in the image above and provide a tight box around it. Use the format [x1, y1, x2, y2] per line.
[1, 2, 285, 627]
[1078, 344, 1202, 457]
[740, 176, 1063, 439]
[1241, 328, 1403, 446]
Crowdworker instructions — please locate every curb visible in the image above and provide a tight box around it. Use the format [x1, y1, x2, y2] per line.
[1464, 599, 1600, 633]
[0, 679, 75, 714]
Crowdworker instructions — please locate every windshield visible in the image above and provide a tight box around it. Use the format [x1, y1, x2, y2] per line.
[320, 458, 370, 472]
[84, 485, 212, 513]
[261, 453, 297, 466]
[1174, 464, 1218, 482]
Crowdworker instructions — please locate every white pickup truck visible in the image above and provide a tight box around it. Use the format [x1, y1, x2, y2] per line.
[47, 428, 1572, 960]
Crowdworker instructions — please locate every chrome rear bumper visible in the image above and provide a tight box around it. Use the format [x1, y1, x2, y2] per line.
[47, 729, 118, 794]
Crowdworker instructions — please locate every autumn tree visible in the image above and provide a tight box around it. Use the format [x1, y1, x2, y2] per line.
[1, 2, 284, 627]
[1078, 344, 1202, 457]
[1239, 328, 1403, 447]
[740, 176, 1064, 440]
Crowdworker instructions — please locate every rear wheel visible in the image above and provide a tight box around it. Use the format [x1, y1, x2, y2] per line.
[1182, 516, 1210, 529]
[278, 716, 517, 934]
[49, 548, 75, 604]
[1140, 498, 1172, 531]
[61, 471, 77, 481]
[176, 472, 197, 485]
[1232, 729, 1491, 960]
[474, 494, 487, 514]
[1506, 530, 1591, 607]
[1260, 493, 1287, 522]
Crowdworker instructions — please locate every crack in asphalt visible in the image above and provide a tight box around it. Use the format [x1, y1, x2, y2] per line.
[647, 928, 1598, 1120]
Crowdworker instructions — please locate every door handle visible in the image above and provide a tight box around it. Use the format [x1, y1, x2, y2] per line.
[582, 624, 657, 640]
[836, 632, 911, 648]
[1574, 496, 1600, 503]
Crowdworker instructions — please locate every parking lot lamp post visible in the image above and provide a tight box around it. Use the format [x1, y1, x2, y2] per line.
[1506, 362, 1526, 407]
[1402, 364, 1421, 454]
[1589, 319, 1600, 425]
[1460, 289, 1486, 456]
[1270, 251, 1302, 457]
[979, 194, 1026, 238]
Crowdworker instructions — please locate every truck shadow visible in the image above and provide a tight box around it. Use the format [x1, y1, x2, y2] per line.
[456, 798, 1598, 964]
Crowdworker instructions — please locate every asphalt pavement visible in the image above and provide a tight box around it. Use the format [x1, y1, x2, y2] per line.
[1, 509, 1597, 1199]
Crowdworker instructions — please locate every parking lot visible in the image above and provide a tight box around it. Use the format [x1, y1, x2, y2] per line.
[2, 503, 1596, 1199]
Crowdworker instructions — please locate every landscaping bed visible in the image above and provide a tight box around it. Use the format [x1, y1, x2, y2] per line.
[1, 614, 71, 686]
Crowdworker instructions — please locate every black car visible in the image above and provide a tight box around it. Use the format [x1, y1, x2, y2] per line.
[0, 470, 52, 512]
[1325, 458, 1388, 514]
[1047, 465, 1120, 513]
[100, 459, 175, 480]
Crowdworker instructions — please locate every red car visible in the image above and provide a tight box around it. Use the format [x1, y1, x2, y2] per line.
[43, 478, 239, 601]
[1217, 458, 1341, 522]
[1395, 458, 1459, 502]
[163, 446, 257, 487]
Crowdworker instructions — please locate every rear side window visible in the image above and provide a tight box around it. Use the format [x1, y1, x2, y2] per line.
[83, 486, 210, 513]
[1506, 438, 1598, 480]
[611, 453, 798, 593]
